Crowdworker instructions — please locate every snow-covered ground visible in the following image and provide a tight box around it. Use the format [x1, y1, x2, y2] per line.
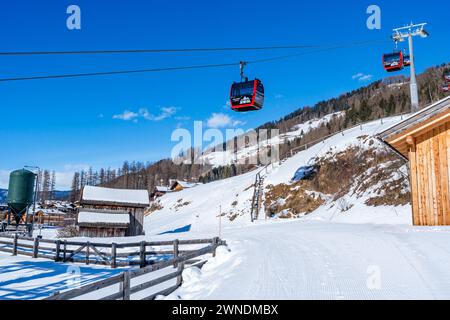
[147, 114, 450, 300]
[165, 221, 450, 300]
[0, 254, 121, 300]
[2, 114, 450, 300]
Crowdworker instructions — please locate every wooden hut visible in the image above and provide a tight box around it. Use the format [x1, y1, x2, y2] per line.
[379, 96, 450, 225]
[78, 210, 130, 237]
[170, 181, 197, 192]
[79, 186, 150, 237]
[34, 208, 68, 226]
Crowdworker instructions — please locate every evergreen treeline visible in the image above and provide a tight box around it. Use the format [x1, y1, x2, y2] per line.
[70, 160, 212, 202]
[36, 169, 57, 203]
[198, 164, 257, 184]
[258, 63, 450, 133]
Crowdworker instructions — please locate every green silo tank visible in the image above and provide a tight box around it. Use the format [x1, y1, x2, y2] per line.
[7, 169, 36, 217]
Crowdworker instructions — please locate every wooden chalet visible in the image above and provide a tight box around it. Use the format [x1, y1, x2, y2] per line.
[170, 180, 197, 192]
[34, 208, 72, 226]
[79, 186, 150, 237]
[379, 96, 450, 225]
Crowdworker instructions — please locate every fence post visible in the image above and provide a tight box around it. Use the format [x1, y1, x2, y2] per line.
[176, 262, 185, 286]
[122, 271, 131, 300]
[173, 239, 179, 268]
[32, 237, 39, 258]
[212, 237, 220, 257]
[63, 240, 67, 261]
[55, 240, 61, 262]
[12, 234, 18, 256]
[111, 243, 117, 269]
[139, 241, 146, 268]
[86, 242, 90, 265]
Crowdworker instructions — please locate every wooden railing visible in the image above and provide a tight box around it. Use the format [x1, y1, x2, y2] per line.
[0, 234, 224, 269]
[44, 239, 225, 300]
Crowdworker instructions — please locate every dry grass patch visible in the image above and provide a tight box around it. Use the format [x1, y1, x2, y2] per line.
[264, 139, 411, 217]
[145, 201, 164, 216]
[265, 181, 324, 217]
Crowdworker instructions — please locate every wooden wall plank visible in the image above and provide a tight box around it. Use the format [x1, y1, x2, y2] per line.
[429, 130, 437, 225]
[443, 122, 450, 223]
[408, 142, 420, 225]
[428, 129, 439, 224]
[416, 134, 426, 225]
[421, 133, 431, 225]
[433, 126, 446, 225]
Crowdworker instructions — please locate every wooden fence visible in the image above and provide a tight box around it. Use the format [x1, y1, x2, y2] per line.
[0, 234, 224, 269]
[45, 242, 224, 300]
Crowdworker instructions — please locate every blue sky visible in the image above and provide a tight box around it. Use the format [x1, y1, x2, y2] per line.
[0, 0, 449, 189]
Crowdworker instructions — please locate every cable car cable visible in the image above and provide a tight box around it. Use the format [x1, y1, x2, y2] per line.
[0, 62, 240, 82]
[249, 40, 389, 65]
[0, 40, 390, 83]
[0, 40, 389, 56]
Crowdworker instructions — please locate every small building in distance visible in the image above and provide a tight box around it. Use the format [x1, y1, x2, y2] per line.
[78, 186, 150, 237]
[150, 186, 171, 201]
[170, 181, 198, 192]
[34, 208, 71, 226]
[379, 96, 450, 225]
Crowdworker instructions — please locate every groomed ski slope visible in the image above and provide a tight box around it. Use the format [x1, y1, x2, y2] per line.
[146, 115, 450, 300]
[166, 221, 450, 299]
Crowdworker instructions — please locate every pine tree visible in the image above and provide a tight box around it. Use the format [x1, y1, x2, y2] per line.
[50, 171, 56, 200]
[41, 170, 51, 204]
[70, 172, 81, 203]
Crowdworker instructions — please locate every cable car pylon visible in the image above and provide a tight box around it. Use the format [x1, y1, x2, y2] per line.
[389, 22, 429, 112]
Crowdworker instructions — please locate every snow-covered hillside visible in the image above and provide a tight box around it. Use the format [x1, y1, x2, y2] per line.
[148, 114, 412, 237]
[195, 112, 344, 167]
[145, 114, 450, 299]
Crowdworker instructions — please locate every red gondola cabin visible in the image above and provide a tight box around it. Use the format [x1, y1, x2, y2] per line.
[230, 79, 264, 112]
[383, 51, 404, 72]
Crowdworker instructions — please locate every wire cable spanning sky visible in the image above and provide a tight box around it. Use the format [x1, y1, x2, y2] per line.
[0, 40, 389, 82]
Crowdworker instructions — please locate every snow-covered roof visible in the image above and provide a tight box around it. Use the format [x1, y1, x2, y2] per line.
[378, 96, 450, 157]
[379, 96, 450, 140]
[155, 186, 171, 192]
[37, 209, 66, 215]
[77, 211, 130, 226]
[81, 186, 150, 206]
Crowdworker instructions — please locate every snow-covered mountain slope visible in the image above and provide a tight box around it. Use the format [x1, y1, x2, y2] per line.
[195, 112, 344, 167]
[146, 114, 450, 300]
[147, 114, 412, 238]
